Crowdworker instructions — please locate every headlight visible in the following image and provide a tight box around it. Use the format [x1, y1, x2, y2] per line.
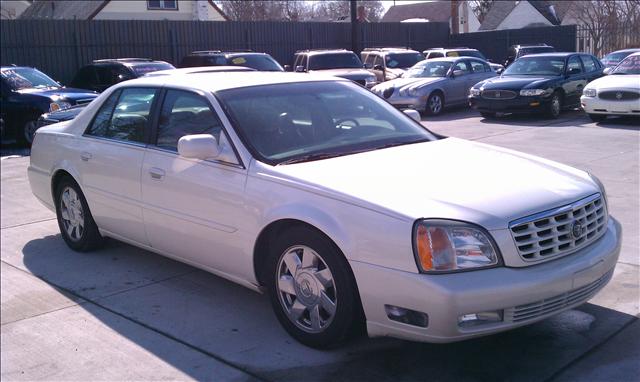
[519, 89, 549, 96]
[365, 76, 377, 86]
[588, 173, 608, 210]
[413, 220, 500, 273]
[469, 88, 481, 96]
[583, 88, 597, 97]
[49, 101, 71, 112]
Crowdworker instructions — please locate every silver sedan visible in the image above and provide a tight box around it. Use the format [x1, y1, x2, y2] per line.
[371, 57, 497, 116]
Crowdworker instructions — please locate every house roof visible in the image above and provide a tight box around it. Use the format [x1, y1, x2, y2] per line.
[19, 0, 228, 20]
[479, 1, 574, 31]
[381, 1, 451, 23]
[19, 0, 108, 20]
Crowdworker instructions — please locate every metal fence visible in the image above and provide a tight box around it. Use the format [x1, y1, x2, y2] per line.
[0, 20, 449, 83]
[449, 25, 578, 64]
[576, 25, 640, 57]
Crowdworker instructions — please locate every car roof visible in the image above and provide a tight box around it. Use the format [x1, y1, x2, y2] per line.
[425, 47, 476, 51]
[628, 52, 640, 57]
[91, 58, 165, 65]
[419, 56, 475, 63]
[298, 50, 355, 56]
[144, 66, 256, 77]
[112, 72, 348, 93]
[1, 66, 33, 70]
[512, 44, 552, 48]
[519, 52, 577, 58]
[187, 51, 268, 57]
[607, 48, 640, 54]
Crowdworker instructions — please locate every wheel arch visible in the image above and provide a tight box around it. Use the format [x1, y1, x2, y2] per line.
[50, 163, 82, 202]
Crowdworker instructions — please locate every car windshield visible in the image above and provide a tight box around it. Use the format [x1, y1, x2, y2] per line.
[502, 56, 565, 76]
[517, 47, 555, 58]
[226, 54, 283, 71]
[601, 51, 635, 64]
[130, 62, 175, 76]
[610, 54, 640, 75]
[309, 53, 362, 70]
[1, 67, 59, 90]
[404, 61, 452, 78]
[447, 50, 485, 59]
[217, 81, 436, 165]
[385, 53, 425, 68]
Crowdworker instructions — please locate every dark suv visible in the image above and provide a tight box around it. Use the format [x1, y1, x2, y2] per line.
[1, 66, 97, 145]
[504, 44, 555, 67]
[70, 58, 174, 93]
[288, 49, 377, 88]
[179, 50, 283, 71]
[360, 47, 424, 82]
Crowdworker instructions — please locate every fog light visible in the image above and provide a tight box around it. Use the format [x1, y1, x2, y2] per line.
[530, 102, 540, 106]
[385, 305, 429, 328]
[458, 310, 503, 328]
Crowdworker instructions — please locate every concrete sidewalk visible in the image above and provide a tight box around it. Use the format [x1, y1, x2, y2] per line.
[1, 110, 638, 381]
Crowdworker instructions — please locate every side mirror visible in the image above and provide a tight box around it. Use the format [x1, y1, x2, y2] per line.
[178, 134, 220, 160]
[373, 64, 384, 71]
[284, 64, 292, 72]
[295, 65, 306, 73]
[603, 67, 612, 75]
[496, 67, 504, 75]
[403, 109, 421, 122]
[451, 69, 465, 77]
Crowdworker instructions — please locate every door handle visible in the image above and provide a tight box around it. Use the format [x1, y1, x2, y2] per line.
[80, 152, 92, 161]
[149, 167, 165, 180]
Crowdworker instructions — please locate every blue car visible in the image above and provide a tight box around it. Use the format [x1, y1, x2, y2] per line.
[1, 66, 97, 145]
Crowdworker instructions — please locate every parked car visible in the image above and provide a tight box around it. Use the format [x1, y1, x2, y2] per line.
[423, 47, 504, 73]
[360, 47, 424, 82]
[28, 72, 620, 348]
[70, 58, 174, 93]
[179, 50, 283, 71]
[600, 48, 640, 73]
[469, 53, 604, 119]
[371, 57, 496, 115]
[287, 49, 377, 88]
[1, 66, 97, 145]
[503, 44, 555, 67]
[581, 52, 640, 121]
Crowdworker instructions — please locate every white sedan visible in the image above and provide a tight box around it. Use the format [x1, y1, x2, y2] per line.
[581, 52, 640, 121]
[29, 72, 621, 348]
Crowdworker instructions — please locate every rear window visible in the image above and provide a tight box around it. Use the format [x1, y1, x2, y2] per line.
[448, 50, 485, 59]
[309, 53, 363, 70]
[226, 54, 283, 71]
[130, 62, 175, 76]
[385, 53, 424, 68]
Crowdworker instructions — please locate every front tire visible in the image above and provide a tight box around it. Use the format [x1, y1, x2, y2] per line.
[19, 120, 38, 146]
[545, 92, 562, 119]
[425, 92, 444, 116]
[55, 177, 103, 251]
[588, 113, 607, 122]
[265, 226, 361, 348]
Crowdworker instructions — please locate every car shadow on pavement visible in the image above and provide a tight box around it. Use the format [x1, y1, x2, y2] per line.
[592, 116, 640, 131]
[21, 234, 638, 382]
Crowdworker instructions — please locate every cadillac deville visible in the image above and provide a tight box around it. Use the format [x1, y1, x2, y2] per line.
[28, 72, 622, 348]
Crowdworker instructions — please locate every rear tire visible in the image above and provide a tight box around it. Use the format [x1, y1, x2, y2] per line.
[425, 92, 444, 116]
[588, 113, 607, 122]
[545, 92, 562, 119]
[480, 112, 496, 119]
[54, 176, 103, 252]
[265, 225, 361, 349]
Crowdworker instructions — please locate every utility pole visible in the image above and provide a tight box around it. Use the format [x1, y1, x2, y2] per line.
[350, 0, 358, 53]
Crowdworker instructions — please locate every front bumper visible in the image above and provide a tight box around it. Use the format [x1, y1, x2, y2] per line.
[581, 96, 640, 116]
[385, 95, 428, 112]
[352, 217, 622, 343]
[469, 94, 551, 114]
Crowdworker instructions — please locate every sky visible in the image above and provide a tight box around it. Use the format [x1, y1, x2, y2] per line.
[381, 0, 431, 11]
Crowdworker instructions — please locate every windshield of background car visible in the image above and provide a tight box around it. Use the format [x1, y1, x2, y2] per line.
[130, 62, 175, 76]
[309, 53, 362, 70]
[517, 47, 555, 58]
[502, 56, 565, 76]
[226, 54, 284, 71]
[448, 50, 485, 59]
[385, 53, 425, 68]
[217, 81, 436, 165]
[611, 55, 640, 74]
[1, 68, 59, 90]
[404, 61, 452, 78]
[601, 51, 636, 65]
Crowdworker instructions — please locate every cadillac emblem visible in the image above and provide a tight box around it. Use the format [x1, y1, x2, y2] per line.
[571, 221, 584, 239]
[616, 92, 623, 100]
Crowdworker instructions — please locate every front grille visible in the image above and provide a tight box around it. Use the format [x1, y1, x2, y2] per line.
[509, 194, 607, 262]
[74, 98, 94, 105]
[598, 90, 639, 101]
[481, 89, 517, 99]
[505, 269, 613, 323]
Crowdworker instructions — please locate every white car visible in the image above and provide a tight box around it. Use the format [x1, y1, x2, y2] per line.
[28, 72, 621, 348]
[581, 52, 640, 121]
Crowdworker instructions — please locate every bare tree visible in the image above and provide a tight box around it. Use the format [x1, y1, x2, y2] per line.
[469, 0, 494, 23]
[218, 0, 384, 22]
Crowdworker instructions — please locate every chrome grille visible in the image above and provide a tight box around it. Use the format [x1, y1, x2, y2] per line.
[509, 194, 607, 262]
[505, 269, 613, 323]
[598, 90, 639, 101]
[481, 89, 517, 99]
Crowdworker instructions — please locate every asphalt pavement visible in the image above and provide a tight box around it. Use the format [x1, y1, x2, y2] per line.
[1, 109, 638, 381]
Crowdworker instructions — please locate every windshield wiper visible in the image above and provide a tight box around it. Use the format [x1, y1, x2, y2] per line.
[277, 152, 349, 165]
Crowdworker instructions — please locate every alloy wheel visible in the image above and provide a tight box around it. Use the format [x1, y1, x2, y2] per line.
[429, 95, 442, 114]
[276, 245, 337, 333]
[59, 186, 85, 242]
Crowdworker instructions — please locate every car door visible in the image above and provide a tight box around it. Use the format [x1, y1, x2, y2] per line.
[581, 55, 603, 82]
[563, 55, 587, 107]
[81, 86, 159, 245]
[447, 60, 473, 103]
[468, 59, 494, 90]
[140, 88, 249, 277]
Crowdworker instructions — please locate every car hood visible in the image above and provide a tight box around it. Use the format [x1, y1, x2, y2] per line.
[17, 87, 98, 101]
[385, 67, 407, 78]
[309, 68, 373, 80]
[480, 75, 555, 90]
[41, 104, 87, 122]
[264, 138, 597, 230]
[586, 74, 640, 90]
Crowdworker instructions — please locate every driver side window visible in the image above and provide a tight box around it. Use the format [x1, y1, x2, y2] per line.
[453, 61, 471, 75]
[567, 56, 583, 74]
